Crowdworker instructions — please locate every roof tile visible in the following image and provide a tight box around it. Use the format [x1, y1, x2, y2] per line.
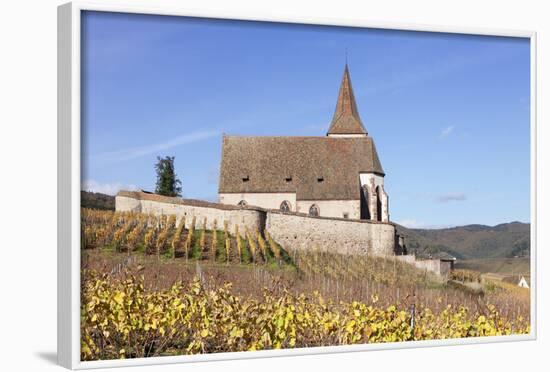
[219, 136, 384, 200]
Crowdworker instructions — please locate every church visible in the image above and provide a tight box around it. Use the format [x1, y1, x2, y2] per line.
[116, 64, 456, 275]
[218, 64, 390, 222]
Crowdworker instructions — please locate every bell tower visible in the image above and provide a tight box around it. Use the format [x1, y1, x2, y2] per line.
[327, 63, 389, 222]
[327, 64, 368, 138]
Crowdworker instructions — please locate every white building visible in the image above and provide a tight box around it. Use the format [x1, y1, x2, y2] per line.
[518, 276, 530, 288]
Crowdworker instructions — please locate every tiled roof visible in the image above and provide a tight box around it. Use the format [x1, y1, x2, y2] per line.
[218, 136, 384, 200]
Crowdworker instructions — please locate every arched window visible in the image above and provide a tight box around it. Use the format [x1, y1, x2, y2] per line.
[376, 186, 382, 222]
[360, 185, 371, 220]
[280, 200, 291, 213]
[309, 204, 320, 217]
[237, 200, 247, 207]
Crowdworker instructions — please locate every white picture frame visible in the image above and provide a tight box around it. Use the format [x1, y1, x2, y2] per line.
[57, 1, 537, 369]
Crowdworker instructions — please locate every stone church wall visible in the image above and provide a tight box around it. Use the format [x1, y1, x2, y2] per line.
[219, 193, 297, 212]
[295, 200, 360, 219]
[219, 193, 360, 219]
[359, 173, 389, 222]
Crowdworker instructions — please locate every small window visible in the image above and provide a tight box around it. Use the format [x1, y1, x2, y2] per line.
[343, 213, 349, 219]
[309, 204, 320, 217]
[317, 176, 324, 182]
[237, 200, 247, 207]
[285, 176, 292, 182]
[242, 175, 250, 182]
[280, 200, 291, 212]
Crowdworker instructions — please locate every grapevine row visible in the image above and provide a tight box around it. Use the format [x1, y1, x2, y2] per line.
[81, 208, 290, 266]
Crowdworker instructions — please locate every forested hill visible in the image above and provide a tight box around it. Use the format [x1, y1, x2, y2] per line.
[396, 222, 530, 260]
[81, 191, 115, 210]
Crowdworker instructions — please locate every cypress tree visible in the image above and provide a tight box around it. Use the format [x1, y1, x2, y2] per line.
[154, 156, 182, 197]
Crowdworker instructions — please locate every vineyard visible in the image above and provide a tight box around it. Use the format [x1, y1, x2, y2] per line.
[81, 208, 531, 360]
[81, 208, 291, 266]
[81, 270, 530, 360]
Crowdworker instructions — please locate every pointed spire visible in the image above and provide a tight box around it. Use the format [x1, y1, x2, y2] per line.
[327, 63, 368, 136]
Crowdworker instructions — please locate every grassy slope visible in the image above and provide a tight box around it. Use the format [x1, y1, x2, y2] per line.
[454, 257, 530, 275]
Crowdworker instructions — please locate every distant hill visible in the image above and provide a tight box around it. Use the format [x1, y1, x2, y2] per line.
[81, 191, 115, 210]
[395, 222, 530, 260]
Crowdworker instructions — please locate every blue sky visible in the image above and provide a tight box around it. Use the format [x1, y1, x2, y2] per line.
[81, 11, 530, 228]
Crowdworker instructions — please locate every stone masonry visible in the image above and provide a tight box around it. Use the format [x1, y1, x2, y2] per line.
[115, 191, 450, 277]
[116, 191, 396, 256]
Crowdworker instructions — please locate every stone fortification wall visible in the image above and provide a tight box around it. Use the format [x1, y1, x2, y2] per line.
[115, 192, 452, 275]
[116, 191, 395, 256]
[266, 211, 395, 256]
[116, 192, 265, 235]
[116, 192, 452, 275]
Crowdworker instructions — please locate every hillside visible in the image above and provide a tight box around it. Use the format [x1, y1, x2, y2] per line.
[81, 191, 115, 210]
[454, 257, 530, 275]
[81, 207, 530, 360]
[396, 222, 530, 260]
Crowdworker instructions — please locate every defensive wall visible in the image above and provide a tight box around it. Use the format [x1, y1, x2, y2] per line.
[115, 191, 450, 276]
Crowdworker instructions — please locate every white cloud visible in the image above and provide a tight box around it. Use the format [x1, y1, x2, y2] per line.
[93, 129, 221, 162]
[397, 219, 424, 228]
[439, 125, 455, 138]
[435, 192, 466, 203]
[81, 180, 139, 196]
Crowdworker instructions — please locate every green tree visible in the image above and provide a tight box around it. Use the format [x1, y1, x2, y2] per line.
[154, 156, 182, 197]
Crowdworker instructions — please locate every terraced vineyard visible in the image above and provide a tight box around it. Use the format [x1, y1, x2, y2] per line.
[81, 208, 531, 360]
[81, 208, 291, 266]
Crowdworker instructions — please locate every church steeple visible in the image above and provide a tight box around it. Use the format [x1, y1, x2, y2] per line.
[327, 64, 368, 136]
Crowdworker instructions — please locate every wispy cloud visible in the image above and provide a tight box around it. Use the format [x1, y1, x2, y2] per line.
[93, 129, 220, 162]
[396, 219, 454, 229]
[82, 180, 139, 196]
[440, 125, 455, 138]
[435, 193, 466, 203]
[362, 45, 519, 98]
